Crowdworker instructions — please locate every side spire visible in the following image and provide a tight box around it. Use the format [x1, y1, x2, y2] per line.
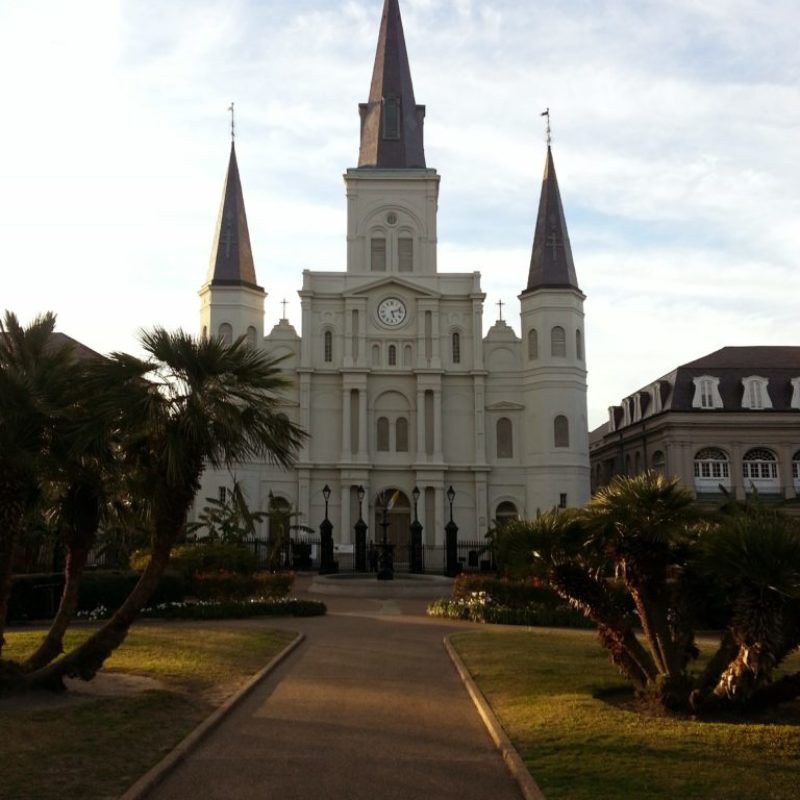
[358, 0, 426, 168]
[207, 141, 261, 289]
[525, 145, 579, 292]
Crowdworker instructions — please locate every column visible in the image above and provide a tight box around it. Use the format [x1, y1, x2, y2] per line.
[341, 387, 351, 457]
[340, 483, 351, 543]
[299, 374, 312, 462]
[359, 387, 368, 460]
[416, 385, 426, 460]
[779, 443, 796, 499]
[729, 441, 744, 501]
[433, 388, 443, 460]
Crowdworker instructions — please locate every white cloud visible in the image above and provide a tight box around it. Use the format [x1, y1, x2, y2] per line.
[0, 0, 797, 430]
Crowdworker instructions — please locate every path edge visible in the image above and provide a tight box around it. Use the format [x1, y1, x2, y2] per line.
[120, 631, 305, 800]
[444, 634, 547, 800]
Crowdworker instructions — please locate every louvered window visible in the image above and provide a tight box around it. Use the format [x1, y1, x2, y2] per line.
[398, 237, 413, 271]
[371, 238, 386, 271]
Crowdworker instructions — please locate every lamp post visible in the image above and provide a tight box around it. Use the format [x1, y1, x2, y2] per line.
[410, 485, 423, 573]
[319, 484, 336, 574]
[445, 485, 459, 577]
[354, 485, 367, 572]
[376, 492, 394, 580]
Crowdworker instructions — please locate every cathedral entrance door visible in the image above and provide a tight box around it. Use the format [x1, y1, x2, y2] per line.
[374, 490, 411, 565]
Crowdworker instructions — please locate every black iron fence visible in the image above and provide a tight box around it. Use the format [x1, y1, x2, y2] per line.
[240, 535, 494, 576]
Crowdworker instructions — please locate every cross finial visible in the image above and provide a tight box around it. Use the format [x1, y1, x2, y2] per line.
[497, 299, 504, 321]
[228, 102, 235, 141]
[281, 298, 288, 319]
[540, 107, 551, 147]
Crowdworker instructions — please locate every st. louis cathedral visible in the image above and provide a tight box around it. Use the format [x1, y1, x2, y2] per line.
[194, 0, 590, 548]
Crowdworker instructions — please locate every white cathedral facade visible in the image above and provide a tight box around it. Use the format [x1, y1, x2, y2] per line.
[194, 0, 590, 549]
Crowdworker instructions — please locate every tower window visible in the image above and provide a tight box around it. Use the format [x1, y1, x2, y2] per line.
[371, 238, 386, 271]
[218, 323, 233, 345]
[551, 326, 566, 357]
[324, 330, 333, 363]
[396, 417, 409, 452]
[452, 332, 461, 364]
[554, 415, 570, 448]
[398, 237, 413, 271]
[576, 329, 583, 360]
[388, 344, 397, 366]
[383, 97, 400, 140]
[247, 326, 257, 348]
[527, 329, 538, 360]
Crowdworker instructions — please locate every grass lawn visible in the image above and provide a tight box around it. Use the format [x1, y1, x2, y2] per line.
[452, 628, 800, 800]
[1, 624, 297, 800]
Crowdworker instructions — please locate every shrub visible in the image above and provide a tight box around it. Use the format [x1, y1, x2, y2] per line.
[131, 542, 259, 577]
[8, 570, 186, 621]
[191, 570, 293, 601]
[452, 574, 563, 609]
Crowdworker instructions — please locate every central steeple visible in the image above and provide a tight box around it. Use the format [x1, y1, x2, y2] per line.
[358, 0, 426, 169]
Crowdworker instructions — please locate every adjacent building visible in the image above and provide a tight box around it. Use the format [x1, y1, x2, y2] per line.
[590, 347, 800, 502]
[194, 0, 590, 546]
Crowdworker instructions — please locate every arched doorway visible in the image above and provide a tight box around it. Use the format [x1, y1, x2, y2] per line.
[374, 489, 411, 550]
[495, 501, 519, 530]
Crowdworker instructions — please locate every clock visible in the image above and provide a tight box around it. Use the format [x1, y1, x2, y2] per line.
[377, 297, 407, 327]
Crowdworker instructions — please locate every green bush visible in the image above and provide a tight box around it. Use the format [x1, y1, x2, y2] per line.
[130, 542, 259, 577]
[452, 574, 563, 608]
[191, 570, 294, 601]
[8, 570, 186, 621]
[427, 593, 592, 628]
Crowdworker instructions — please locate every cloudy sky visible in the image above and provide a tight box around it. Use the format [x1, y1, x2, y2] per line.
[1, 0, 798, 428]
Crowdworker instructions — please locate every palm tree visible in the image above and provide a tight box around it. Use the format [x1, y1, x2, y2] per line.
[0, 312, 81, 657]
[694, 501, 800, 709]
[27, 328, 305, 689]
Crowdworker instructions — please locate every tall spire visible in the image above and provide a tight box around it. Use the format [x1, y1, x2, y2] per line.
[358, 0, 426, 168]
[525, 147, 579, 292]
[207, 142, 261, 289]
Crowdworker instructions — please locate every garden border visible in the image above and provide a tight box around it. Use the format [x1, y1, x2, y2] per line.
[119, 631, 305, 800]
[444, 634, 547, 800]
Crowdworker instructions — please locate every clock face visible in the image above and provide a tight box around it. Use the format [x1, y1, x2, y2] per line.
[377, 297, 407, 327]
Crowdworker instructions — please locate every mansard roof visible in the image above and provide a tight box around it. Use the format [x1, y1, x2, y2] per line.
[597, 347, 800, 435]
[357, 0, 426, 169]
[207, 143, 262, 291]
[525, 147, 579, 293]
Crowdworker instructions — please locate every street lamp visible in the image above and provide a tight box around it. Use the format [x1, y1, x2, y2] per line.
[410, 486, 423, 573]
[445, 485, 459, 577]
[319, 484, 336, 574]
[354, 485, 367, 572]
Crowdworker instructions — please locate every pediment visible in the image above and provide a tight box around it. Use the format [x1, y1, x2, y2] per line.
[344, 276, 441, 300]
[486, 401, 525, 411]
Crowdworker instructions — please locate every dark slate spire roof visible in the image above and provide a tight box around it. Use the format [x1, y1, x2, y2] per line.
[207, 142, 262, 290]
[357, 0, 426, 168]
[525, 147, 579, 292]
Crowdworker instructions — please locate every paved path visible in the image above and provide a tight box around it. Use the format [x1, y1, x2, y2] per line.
[149, 585, 524, 800]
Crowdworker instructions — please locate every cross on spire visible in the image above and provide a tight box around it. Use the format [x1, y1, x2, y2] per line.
[228, 102, 235, 141]
[281, 298, 288, 319]
[497, 299, 504, 321]
[541, 107, 551, 147]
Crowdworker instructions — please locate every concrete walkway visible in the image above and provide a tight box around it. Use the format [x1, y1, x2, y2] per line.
[148, 579, 524, 800]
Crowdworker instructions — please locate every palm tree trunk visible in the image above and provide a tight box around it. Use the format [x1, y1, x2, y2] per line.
[0, 482, 25, 657]
[23, 540, 92, 671]
[25, 531, 174, 691]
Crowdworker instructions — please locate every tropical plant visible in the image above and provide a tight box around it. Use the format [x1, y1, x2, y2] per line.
[16, 327, 304, 691]
[186, 478, 268, 544]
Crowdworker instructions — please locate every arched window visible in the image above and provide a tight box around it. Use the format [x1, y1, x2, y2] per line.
[527, 329, 538, 360]
[388, 344, 397, 366]
[246, 326, 257, 348]
[576, 329, 583, 360]
[693, 447, 731, 492]
[396, 417, 409, 452]
[497, 418, 513, 458]
[323, 330, 333, 363]
[551, 326, 566, 357]
[793, 450, 800, 489]
[554, 415, 569, 448]
[377, 417, 390, 452]
[371, 237, 386, 271]
[495, 501, 518, 529]
[452, 332, 461, 364]
[651, 450, 666, 475]
[218, 323, 233, 345]
[398, 237, 413, 272]
[742, 448, 780, 493]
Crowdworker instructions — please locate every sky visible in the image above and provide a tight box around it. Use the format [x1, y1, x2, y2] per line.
[1, 0, 798, 430]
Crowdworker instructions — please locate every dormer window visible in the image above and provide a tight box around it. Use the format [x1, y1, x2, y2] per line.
[383, 97, 400, 139]
[742, 376, 772, 409]
[692, 376, 723, 409]
[792, 378, 800, 410]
